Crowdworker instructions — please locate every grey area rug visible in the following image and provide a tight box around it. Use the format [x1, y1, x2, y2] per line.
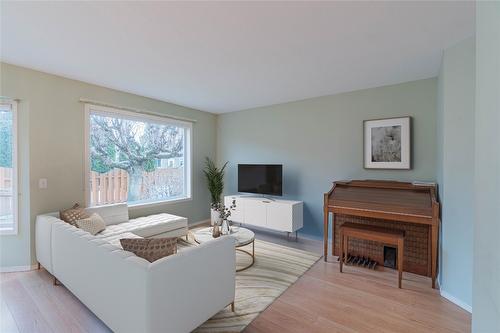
[179, 236, 321, 332]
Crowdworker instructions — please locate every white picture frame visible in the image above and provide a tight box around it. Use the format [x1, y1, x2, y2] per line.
[364, 116, 411, 169]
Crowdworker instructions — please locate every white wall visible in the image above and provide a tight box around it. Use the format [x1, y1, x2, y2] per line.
[436, 37, 475, 311]
[472, 2, 500, 331]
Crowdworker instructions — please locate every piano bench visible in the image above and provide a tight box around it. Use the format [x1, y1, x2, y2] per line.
[339, 222, 405, 288]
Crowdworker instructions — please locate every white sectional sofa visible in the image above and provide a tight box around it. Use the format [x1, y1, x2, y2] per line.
[35, 203, 236, 333]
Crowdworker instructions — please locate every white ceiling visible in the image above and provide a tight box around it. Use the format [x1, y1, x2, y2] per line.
[1, 1, 474, 113]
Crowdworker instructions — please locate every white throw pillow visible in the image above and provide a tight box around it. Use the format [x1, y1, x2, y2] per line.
[75, 213, 106, 235]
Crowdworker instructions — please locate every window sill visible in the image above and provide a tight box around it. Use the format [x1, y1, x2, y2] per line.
[128, 197, 192, 210]
[0, 229, 18, 236]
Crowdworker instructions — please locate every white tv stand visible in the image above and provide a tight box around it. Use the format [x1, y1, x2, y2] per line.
[224, 195, 303, 239]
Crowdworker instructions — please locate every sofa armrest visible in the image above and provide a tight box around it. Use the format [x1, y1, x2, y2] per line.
[35, 214, 63, 274]
[146, 236, 236, 333]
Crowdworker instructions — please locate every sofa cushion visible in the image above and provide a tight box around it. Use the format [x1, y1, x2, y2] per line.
[60, 204, 90, 226]
[101, 232, 142, 248]
[97, 213, 187, 238]
[85, 203, 129, 226]
[120, 237, 177, 263]
[75, 213, 106, 235]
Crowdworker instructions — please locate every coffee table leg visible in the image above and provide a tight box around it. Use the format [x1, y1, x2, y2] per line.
[236, 241, 255, 272]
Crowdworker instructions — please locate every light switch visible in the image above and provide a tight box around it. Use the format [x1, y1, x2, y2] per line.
[38, 178, 48, 189]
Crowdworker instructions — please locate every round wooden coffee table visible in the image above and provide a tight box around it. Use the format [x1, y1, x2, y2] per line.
[193, 227, 255, 272]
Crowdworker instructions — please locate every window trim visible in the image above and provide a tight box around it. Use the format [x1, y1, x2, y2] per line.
[84, 103, 193, 208]
[0, 101, 18, 235]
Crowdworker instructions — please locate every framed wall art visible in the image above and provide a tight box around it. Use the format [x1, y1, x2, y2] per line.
[363, 116, 411, 169]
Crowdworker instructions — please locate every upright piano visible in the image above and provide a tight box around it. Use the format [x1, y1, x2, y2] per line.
[324, 180, 439, 288]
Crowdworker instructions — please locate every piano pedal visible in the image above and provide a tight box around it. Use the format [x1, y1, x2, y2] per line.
[357, 256, 363, 265]
[364, 257, 369, 267]
[357, 256, 364, 266]
[365, 259, 377, 270]
[346, 256, 379, 270]
[362, 257, 369, 267]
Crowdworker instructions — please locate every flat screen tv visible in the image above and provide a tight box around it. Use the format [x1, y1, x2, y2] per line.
[238, 164, 283, 196]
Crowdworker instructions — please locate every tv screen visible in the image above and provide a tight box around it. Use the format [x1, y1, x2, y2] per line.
[238, 164, 283, 196]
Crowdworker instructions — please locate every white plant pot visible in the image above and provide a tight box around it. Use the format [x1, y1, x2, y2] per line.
[210, 208, 222, 226]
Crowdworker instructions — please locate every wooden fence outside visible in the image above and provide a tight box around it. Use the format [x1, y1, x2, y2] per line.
[90, 168, 183, 206]
[90, 169, 129, 206]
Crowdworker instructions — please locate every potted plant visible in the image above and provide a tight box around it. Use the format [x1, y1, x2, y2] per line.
[203, 157, 228, 226]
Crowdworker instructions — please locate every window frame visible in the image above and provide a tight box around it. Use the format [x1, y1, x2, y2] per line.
[0, 101, 18, 235]
[84, 104, 193, 208]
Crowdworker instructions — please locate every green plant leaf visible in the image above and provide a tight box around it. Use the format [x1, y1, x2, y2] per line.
[203, 157, 228, 204]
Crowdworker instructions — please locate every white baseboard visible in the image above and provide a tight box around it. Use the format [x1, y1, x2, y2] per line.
[234, 223, 323, 246]
[293, 231, 323, 243]
[440, 290, 472, 313]
[0, 264, 38, 273]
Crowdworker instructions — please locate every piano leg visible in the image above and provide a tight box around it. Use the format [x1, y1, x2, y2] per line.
[332, 213, 336, 257]
[339, 229, 344, 273]
[324, 210, 329, 262]
[431, 223, 438, 289]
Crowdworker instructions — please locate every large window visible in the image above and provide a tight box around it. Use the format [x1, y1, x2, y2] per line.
[0, 102, 17, 234]
[85, 104, 191, 207]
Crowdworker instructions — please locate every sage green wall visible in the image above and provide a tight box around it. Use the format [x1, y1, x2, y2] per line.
[0, 63, 217, 267]
[473, 2, 500, 331]
[436, 37, 475, 310]
[217, 78, 438, 238]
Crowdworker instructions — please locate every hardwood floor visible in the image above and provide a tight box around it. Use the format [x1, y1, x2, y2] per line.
[244, 258, 471, 333]
[0, 227, 471, 333]
[1, 267, 111, 333]
[239, 228, 470, 333]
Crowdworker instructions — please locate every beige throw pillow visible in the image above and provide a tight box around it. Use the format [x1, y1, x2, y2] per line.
[120, 237, 177, 263]
[75, 213, 106, 235]
[60, 204, 90, 226]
